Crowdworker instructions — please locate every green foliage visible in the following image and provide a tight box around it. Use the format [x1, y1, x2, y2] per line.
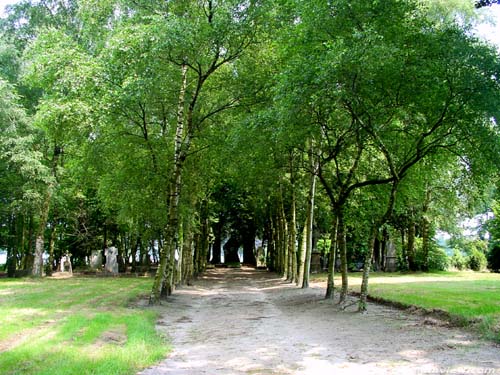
[450, 249, 467, 270]
[468, 248, 488, 271]
[423, 243, 449, 271]
[404, 237, 449, 271]
[316, 237, 331, 257]
[0, 40, 20, 83]
[486, 201, 500, 272]
[488, 245, 500, 272]
[1, 0, 500, 303]
[450, 239, 488, 271]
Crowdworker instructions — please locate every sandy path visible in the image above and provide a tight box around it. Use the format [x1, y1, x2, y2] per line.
[139, 267, 500, 375]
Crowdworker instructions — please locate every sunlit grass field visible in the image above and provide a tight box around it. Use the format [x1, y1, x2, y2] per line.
[313, 271, 500, 341]
[0, 276, 169, 375]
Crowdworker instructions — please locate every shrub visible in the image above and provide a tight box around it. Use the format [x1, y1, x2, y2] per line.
[415, 237, 449, 271]
[413, 238, 448, 271]
[450, 249, 467, 270]
[488, 244, 500, 272]
[468, 248, 487, 271]
[426, 245, 449, 271]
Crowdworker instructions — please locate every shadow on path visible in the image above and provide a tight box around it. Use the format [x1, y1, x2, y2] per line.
[139, 267, 500, 375]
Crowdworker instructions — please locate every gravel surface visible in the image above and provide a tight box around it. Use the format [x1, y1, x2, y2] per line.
[138, 267, 500, 375]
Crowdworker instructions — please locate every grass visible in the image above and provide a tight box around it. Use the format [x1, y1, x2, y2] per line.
[312, 271, 500, 341]
[0, 275, 170, 375]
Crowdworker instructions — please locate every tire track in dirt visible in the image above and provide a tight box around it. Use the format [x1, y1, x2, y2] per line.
[138, 267, 500, 375]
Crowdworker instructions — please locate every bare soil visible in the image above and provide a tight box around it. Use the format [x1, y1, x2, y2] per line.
[138, 267, 500, 375]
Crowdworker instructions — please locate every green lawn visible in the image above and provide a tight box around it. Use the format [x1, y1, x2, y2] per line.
[313, 271, 500, 341]
[0, 276, 169, 375]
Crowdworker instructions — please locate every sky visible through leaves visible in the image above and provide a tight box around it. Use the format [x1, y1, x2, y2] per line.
[0, 1, 499, 45]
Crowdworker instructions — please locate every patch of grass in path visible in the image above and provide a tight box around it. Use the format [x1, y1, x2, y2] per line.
[0, 276, 170, 375]
[312, 271, 500, 342]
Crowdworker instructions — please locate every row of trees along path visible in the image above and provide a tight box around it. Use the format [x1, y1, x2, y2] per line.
[138, 267, 500, 374]
[2, 0, 500, 314]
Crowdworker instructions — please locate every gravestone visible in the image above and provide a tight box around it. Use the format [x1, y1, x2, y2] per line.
[90, 250, 103, 270]
[60, 253, 72, 274]
[105, 246, 119, 275]
[385, 240, 397, 272]
[256, 246, 266, 268]
[310, 251, 322, 273]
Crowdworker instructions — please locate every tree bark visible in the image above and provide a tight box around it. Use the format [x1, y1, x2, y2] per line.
[279, 192, 288, 277]
[400, 229, 407, 270]
[359, 183, 399, 312]
[176, 223, 184, 285]
[421, 189, 432, 271]
[297, 218, 307, 286]
[407, 220, 417, 271]
[275, 210, 282, 275]
[199, 199, 210, 271]
[212, 216, 223, 264]
[150, 63, 188, 304]
[6, 214, 17, 277]
[22, 215, 33, 271]
[288, 152, 298, 283]
[325, 216, 338, 300]
[32, 144, 61, 277]
[46, 223, 57, 276]
[32, 195, 50, 277]
[181, 219, 194, 285]
[242, 218, 257, 266]
[358, 226, 378, 311]
[302, 143, 317, 288]
[337, 209, 348, 304]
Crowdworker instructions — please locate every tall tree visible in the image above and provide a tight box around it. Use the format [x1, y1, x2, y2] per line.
[276, 0, 500, 304]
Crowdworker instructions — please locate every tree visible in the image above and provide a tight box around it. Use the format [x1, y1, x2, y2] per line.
[0, 77, 49, 276]
[475, 0, 500, 8]
[275, 0, 500, 308]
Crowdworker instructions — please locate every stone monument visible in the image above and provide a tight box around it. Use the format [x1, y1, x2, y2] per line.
[60, 253, 72, 274]
[105, 246, 119, 275]
[310, 251, 322, 273]
[256, 246, 266, 268]
[385, 240, 397, 272]
[90, 250, 103, 271]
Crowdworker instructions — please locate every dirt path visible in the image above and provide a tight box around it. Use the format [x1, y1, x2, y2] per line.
[139, 267, 500, 375]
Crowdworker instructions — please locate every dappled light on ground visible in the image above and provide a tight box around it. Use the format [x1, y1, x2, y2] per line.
[139, 268, 500, 375]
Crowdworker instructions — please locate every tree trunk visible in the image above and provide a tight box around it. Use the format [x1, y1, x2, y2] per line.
[275, 211, 282, 275]
[421, 189, 431, 271]
[400, 229, 407, 270]
[181, 219, 194, 285]
[337, 209, 348, 304]
[46, 223, 57, 276]
[297, 218, 307, 286]
[131, 236, 140, 272]
[358, 226, 378, 311]
[150, 63, 188, 304]
[279, 193, 288, 277]
[302, 142, 317, 289]
[224, 236, 240, 264]
[325, 216, 338, 300]
[198, 199, 210, 271]
[32, 191, 52, 277]
[359, 183, 399, 312]
[6, 215, 17, 277]
[266, 215, 276, 271]
[212, 216, 223, 264]
[176, 223, 183, 285]
[22, 215, 33, 271]
[407, 221, 417, 271]
[33, 144, 61, 277]
[242, 220, 257, 266]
